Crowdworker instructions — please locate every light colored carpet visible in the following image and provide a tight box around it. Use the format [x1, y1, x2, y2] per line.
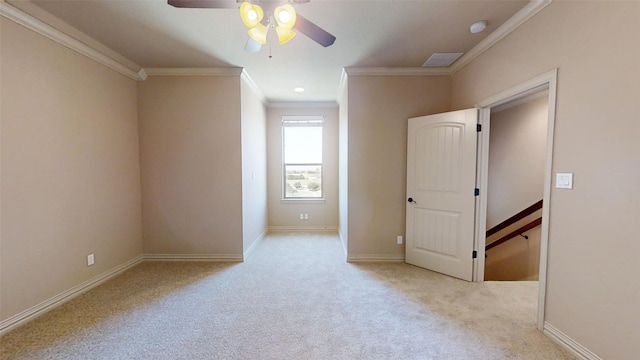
[1, 232, 574, 359]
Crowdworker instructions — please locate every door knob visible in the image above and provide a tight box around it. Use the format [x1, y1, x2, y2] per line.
[408, 197, 417, 204]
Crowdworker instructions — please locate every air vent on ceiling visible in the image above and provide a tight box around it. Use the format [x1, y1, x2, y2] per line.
[422, 52, 464, 67]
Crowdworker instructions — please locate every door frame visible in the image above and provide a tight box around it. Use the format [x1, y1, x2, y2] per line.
[473, 69, 558, 331]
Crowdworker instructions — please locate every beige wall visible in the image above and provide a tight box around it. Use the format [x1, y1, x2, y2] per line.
[1, 18, 142, 320]
[487, 95, 548, 227]
[138, 76, 243, 256]
[241, 76, 268, 254]
[266, 105, 339, 230]
[345, 75, 451, 259]
[452, 2, 640, 358]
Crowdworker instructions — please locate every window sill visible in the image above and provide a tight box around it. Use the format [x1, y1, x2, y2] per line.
[281, 198, 326, 204]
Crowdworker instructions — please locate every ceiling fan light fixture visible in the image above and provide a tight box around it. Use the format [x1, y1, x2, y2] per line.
[240, 2, 264, 28]
[274, 4, 297, 44]
[275, 5, 296, 28]
[248, 23, 268, 44]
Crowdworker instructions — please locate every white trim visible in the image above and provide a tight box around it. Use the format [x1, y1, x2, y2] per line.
[338, 228, 348, 261]
[473, 108, 491, 282]
[477, 72, 555, 108]
[282, 115, 324, 123]
[544, 322, 603, 360]
[0, 255, 144, 336]
[268, 226, 338, 232]
[337, 68, 348, 106]
[243, 228, 268, 260]
[490, 90, 549, 113]
[280, 198, 326, 204]
[143, 254, 243, 262]
[0, 2, 144, 81]
[267, 102, 339, 109]
[474, 69, 558, 332]
[241, 69, 267, 104]
[137, 68, 149, 81]
[344, 67, 450, 76]
[347, 254, 405, 263]
[144, 67, 243, 77]
[450, 0, 551, 73]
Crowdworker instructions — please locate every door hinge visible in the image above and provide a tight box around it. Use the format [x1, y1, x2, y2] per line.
[476, 124, 482, 132]
[472, 250, 478, 259]
[474, 188, 480, 196]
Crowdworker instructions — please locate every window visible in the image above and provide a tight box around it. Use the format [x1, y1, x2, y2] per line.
[282, 116, 323, 199]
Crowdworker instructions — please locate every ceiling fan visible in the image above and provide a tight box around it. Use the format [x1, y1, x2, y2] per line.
[168, 0, 336, 52]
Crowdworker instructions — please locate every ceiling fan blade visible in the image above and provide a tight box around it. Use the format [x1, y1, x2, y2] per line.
[293, 13, 336, 47]
[244, 37, 262, 52]
[168, 0, 240, 9]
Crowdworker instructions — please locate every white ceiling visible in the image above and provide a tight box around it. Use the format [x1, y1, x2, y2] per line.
[8, 0, 532, 103]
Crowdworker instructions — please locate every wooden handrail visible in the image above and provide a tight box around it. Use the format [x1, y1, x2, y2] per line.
[486, 200, 542, 237]
[486, 217, 542, 251]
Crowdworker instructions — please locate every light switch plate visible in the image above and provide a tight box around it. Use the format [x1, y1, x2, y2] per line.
[555, 173, 573, 189]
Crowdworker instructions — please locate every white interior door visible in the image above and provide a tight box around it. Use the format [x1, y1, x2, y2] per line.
[406, 109, 478, 281]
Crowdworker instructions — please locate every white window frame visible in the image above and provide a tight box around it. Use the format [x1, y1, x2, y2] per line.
[282, 115, 324, 200]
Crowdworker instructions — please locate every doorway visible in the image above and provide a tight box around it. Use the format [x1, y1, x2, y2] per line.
[484, 90, 549, 281]
[474, 69, 558, 330]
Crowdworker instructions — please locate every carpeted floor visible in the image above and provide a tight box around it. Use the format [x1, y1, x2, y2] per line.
[0, 232, 574, 359]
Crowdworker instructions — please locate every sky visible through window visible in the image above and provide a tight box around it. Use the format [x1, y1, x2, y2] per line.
[284, 127, 322, 164]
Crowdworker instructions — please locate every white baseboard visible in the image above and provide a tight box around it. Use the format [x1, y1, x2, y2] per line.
[544, 322, 602, 360]
[268, 226, 339, 232]
[143, 254, 243, 261]
[347, 254, 405, 262]
[243, 228, 267, 260]
[0, 255, 143, 336]
[338, 229, 348, 261]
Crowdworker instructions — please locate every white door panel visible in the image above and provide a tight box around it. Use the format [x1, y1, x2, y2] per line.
[406, 109, 478, 281]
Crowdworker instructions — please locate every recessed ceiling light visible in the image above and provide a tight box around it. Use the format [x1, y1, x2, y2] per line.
[294, 87, 305, 93]
[469, 20, 488, 34]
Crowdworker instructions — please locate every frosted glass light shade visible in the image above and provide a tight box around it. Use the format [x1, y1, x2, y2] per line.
[275, 5, 296, 28]
[248, 23, 268, 44]
[276, 27, 296, 44]
[275, 4, 296, 44]
[240, 2, 263, 28]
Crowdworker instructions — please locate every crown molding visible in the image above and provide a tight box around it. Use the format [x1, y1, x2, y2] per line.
[0, 1, 145, 81]
[144, 67, 244, 77]
[241, 69, 267, 104]
[344, 67, 450, 76]
[450, 0, 551, 73]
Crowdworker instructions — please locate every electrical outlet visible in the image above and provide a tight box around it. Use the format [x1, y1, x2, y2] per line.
[304, 213, 308, 220]
[87, 253, 95, 266]
[300, 213, 304, 220]
[397, 236, 403, 245]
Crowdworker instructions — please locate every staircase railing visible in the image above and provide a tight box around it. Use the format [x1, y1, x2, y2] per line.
[485, 200, 542, 251]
